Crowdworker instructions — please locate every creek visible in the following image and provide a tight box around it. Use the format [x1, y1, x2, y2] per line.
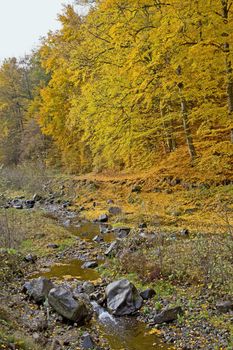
[37, 219, 173, 350]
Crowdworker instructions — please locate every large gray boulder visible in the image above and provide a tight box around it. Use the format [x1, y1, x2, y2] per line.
[23, 277, 54, 303]
[48, 286, 90, 323]
[105, 279, 143, 316]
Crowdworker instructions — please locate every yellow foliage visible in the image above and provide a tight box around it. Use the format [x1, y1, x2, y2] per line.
[8, 0, 232, 176]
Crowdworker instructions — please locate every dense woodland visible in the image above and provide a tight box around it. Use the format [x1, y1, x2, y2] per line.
[1, 0, 233, 175]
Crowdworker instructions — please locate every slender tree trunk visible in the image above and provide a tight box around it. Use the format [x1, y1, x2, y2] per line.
[176, 65, 196, 160]
[227, 78, 233, 142]
[123, 107, 132, 168]
[226, 60, 233, 142]
[160, 106, 176, 152]
[15, 103, 24, 133]
[178, 83, 197, 161]
[222, 0, 233, 142]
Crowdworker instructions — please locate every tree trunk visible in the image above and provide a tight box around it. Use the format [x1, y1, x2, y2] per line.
[160, 106, 176, 152]
[222, 0, 233, 142]
[227, 74, 233, 142]
[178, 84, 196, 161]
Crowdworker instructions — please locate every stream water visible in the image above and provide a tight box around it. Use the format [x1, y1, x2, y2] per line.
[35, 258, 101, 281]
[68, 221, 115, 243]
[38, 219, 173, 350]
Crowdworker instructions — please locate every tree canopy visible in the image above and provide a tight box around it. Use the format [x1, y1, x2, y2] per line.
[0, 0, 233, 175]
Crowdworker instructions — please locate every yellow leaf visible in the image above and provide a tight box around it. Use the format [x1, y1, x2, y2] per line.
[147, 328, 162, 335]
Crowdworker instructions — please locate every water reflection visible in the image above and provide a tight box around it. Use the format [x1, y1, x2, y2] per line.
[33, 259, 100, 281]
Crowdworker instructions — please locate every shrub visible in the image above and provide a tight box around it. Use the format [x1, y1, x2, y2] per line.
[0, 161, 51, 194]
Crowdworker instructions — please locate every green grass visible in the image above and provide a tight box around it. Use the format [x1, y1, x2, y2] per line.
[0, 330, 44, 350]
[0, 207, 76, 256]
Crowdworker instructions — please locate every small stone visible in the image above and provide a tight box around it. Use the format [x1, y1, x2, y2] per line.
[82, 282, 95, 295]
[152, 306, 183, 324]
[47, 243, 59, 249]
[25, 200, 35, 209]
[180, 228, 189, 236]
[99, 223, 111, 234]
[82, 261, 98, 269]
[104, 240, 119, 256]
[184, 208, 197, 215]
[32, 332, 40, 341]
[216, 300, 233, 313]
[63, 219, 71, 227]
[108, 206, 122, 215]
[113, 226, 131, 238]
[14, 204, 23, 209]
[93, 235, 104, 243]
[98, 214, 108, 222]
[140, 288, 156, 300]
[24, 254, 37, 263]
[131, 185, 142, 193]
[139, 222, 147, 229]
[81, 332, 95, 349]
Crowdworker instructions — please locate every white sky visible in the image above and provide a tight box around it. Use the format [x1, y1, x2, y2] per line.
[0, 0, 85, 62]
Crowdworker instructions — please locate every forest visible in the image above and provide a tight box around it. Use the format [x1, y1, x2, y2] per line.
[0, 0, 233, 176]
[0, 1, 233, 350]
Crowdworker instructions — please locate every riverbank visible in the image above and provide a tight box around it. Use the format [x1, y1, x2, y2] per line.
[0, 174, 233, 349]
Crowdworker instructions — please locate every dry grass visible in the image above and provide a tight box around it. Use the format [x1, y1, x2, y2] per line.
[114, 231, 233, 295]
[0, 161, 53, 198]
[0, 208, 74, 256]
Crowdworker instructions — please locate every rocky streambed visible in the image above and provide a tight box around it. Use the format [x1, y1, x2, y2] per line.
[20, 214, 174, 350]
[1, 196, 232, 350]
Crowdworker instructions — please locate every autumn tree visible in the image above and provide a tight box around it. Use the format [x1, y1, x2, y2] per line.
[0, 54, 49, 165]
[32, 0, 233, 173]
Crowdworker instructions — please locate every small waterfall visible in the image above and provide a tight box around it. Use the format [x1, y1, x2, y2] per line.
[91, 301, 117, 324]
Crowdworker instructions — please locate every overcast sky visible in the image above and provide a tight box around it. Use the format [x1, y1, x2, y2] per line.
[0, 0, 85, 62]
